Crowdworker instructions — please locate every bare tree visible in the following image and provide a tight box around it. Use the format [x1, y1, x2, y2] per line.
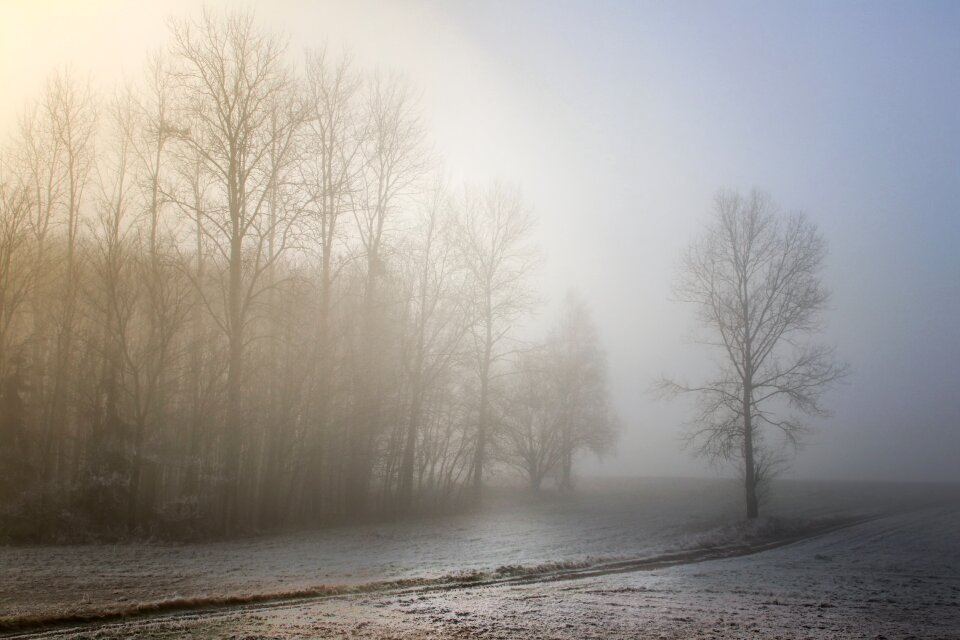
[346, 73, 427, 514]
[496, 348, 561, 492]
[125, 57, 193, 530]
[0, 169, 33, 377]
[550, 292, 617, 491]
[495, 294, 615, 493]
[37, 72, 98, 529]
[456, 182, 538, 502]
[84, 91, 139, 529]
[395, 179, 468, 512]
[0, 170, 34, 504]
[89, 88, 191, 532]
[296, 49, 363, 518]
[168, 9, 304, 532]
[661, 190, 847, 518]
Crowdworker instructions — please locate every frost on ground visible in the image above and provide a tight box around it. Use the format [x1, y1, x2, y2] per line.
[2, 478, 958, 637]
[30, 504, 959, 640]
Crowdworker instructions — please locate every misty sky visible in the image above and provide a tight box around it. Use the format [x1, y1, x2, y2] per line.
[2, 0, 958, 483]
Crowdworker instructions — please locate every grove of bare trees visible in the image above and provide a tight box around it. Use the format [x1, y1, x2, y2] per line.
[661, 190, 847, 519]
[0, 10, 617, 541]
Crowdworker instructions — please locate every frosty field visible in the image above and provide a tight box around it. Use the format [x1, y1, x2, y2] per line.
[2, 477, 959, 638]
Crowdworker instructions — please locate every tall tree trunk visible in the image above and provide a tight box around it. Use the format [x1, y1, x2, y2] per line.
[397, 389, 422, 513]
[471, 323, 492, 502]
[743, 383, 758, 519]
[305, 248, 333, 520]
[222, 229, 244, 533]
[127, 420, 145, 533]
[560, 447, 573, 492]
[346, 257, 379, 518]
[529, 472, 542, 493]
[183, 196, 205, 501]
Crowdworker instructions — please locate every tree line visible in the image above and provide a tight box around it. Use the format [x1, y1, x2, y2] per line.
[0, 10, 616, 540]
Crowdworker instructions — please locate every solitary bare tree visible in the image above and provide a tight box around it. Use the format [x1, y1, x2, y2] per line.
[662, 190, 847, 518]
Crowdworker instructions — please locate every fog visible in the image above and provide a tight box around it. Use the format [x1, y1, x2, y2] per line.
[4, 5, 960, 640]
[1, 0, 957, 512]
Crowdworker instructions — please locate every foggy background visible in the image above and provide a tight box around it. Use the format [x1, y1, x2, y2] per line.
[2, 0, 958, 483]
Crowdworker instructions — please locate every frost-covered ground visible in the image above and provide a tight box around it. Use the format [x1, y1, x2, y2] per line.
[2, 477, 958, 637]
[21, 504, 959, 639]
